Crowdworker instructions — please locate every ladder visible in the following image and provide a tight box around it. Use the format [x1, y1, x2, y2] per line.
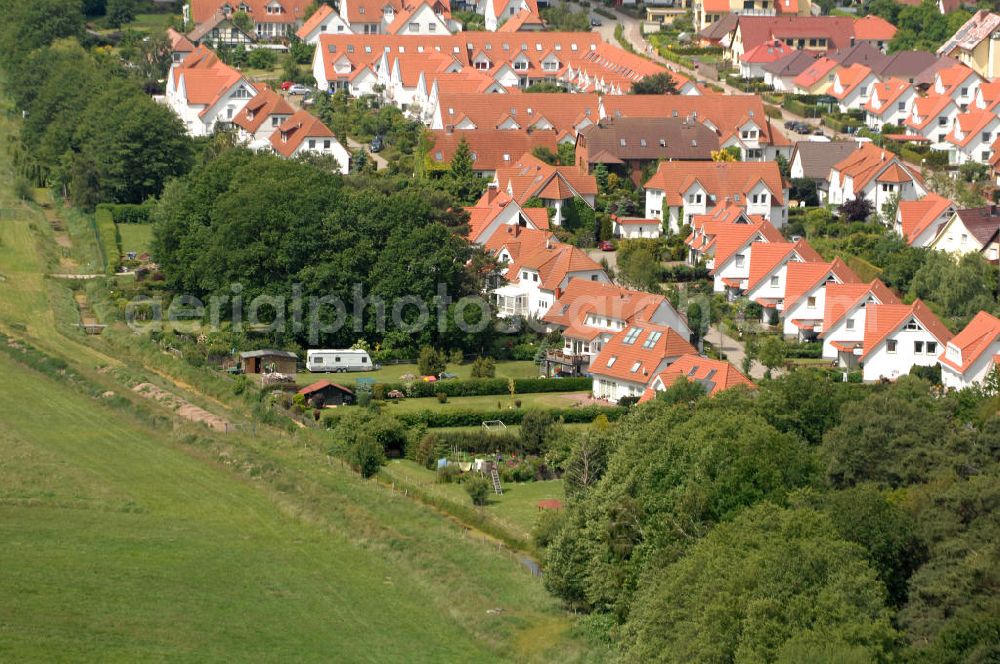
[489, 464, 503, 495]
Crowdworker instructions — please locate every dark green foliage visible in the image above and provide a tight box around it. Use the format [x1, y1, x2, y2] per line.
[417, 346, 446, 377]
[465, 475, 491, 505]
[446, 137, 485, 205]
[519, 410, 555, 455]
[105, 0, 135, 27]
[655, 375, 707, 406]
[246, 48, 278, 70]
[754, 368, 863, 445]
[630, 73, 678, 95]
[470, 356, 496, 378]
[562, 431, 609, 500]
[624, 504, 896, 663]
[908, 251, 1000, 330]
[349, 437, 385, 478]
[373, 376, 592, 399]
[389, 405, 627, 429]
[539, 2, 591, 31]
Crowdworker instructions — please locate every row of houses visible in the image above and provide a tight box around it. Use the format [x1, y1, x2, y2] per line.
[164, 44, 351, 170]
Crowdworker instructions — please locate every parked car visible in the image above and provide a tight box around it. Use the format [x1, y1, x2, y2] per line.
[795, 123, 813, 134]
[590, 17, 602, 26]
[439, 372, 459, 380]
[287, 84, 311, 95]
[599, 240, 615, 251]
[370, 135, 384, 153]
[783, 120, 797, 130]
[280, 80, 293, 91]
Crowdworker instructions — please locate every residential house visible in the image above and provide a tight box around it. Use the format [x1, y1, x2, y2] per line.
[684, 201, 767, 266]
[780, 257, 860, 339]
[590, 322, 696, 402]
[269, 110, 350, 172]
[762, 50, 821, 92]
[792, 56, 839, 95]
[894, 193, 955, 247]
[496, 7, 546, 32]
[483, 0, 539, 31]
[541, 280, 690, 376]
[465, 187, 550, 245]
[233, 87, 295, 148]
[492, 153, 597, 225]
[904, 94, 959, 144]
[165, 45, 258, 136]
[433, 92, 600, 136]
[939, 311, 1000, 389]
[384, 1, 452, 34]
[184, 0, 311, 39]
[638, 354, 754, 402]
[944, 109, 1000, 164]
[601, 94, 791, 161]
[644, 160, 788, 232]
[854, 300, 953, 382]
[705, 219, 785, 293]
[739, 39, 796, 80]
[931, 64, 981, 110]
[693, 0, 812, 34]
[430, 129, 558, 178]
[491, 229, 609, 319]
[740, 239, 823, 318]
[574, 117, 719, 183]
[186, 11, 256, 46]
[827, 142, 926, 210]
[167, 27, 196, 63]
[611, 216, 664, 239]
[973, 78, 1000, 111]
[863, 78, 916, 131]
[788, 140, 861, 202]
[727, 16, 896, 64]
[829, 63, 878, 112]
[929, 206, 1000, 261]
[296, 4, 353, 42]
[936, 10, 1000, 79]
[819, 279, 900, 362]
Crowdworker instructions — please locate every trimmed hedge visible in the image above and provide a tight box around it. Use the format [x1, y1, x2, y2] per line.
[416, 430, 524, 466]
[96, 201, 155, 224]
[784, 341, 822, 359]
[394, 405, 627, 428]
[375, 376, 592, 399]
[93, 208, 119, 275]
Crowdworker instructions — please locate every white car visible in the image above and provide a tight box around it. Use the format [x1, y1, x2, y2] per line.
[288, 84, 311, 95]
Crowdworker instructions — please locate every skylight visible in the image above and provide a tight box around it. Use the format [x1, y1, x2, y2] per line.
[631, 361, 641, 373]
[641, 331, 662, 349]
[622, 327, 643, 345]
[607, 356, 617, 367]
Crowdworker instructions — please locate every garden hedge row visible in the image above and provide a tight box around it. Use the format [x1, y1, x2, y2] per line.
[413, 430, 524, 465]
[373, 376, 592, 398]
[394, 405, 627, 428]
[93, 208, 119, 275]
[96, 201, 155, 224]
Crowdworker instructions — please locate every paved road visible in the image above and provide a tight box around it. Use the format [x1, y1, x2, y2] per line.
[346, 137, 388, 170]
[707, 325, 769, 379]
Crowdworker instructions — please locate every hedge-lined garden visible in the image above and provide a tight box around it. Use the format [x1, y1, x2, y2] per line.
[371, 376, 592, 399]
[324, 404, 627, 429]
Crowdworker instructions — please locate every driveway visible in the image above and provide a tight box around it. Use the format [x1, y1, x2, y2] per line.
[588, 248, 617, 271]
[345, 137, 388, 170]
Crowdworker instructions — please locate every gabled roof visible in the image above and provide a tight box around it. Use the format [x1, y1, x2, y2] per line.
[896, 192, 953, 244]
[762, 50, 821, 78]
[905, 94, 956, 130]
[465, 188, 549, 243]
[438, 92, 599, 135]
[590, 322, 696, 385]
[741, 39, 796, 65]
[644, 161, 786, 207]
[790, 140, 861, 181]
[831, 142, 921, 192]
[937, 10, 1000, 56]
[577, 117, 719, 162]
[946, 110, 998, 148]
[793, 56, 839, 90]
[484, 224, 554, 262]
[863, 78, 912, 116]
[296, 4, 335, 39]
[642, 354, 754, 401]
[712, 219, 784, 269]
[861, 300, 952, 360]
[542, 280, 671, 330]
[950, 206, 1000, 246]
[430, 129, 557, 173]
[189, 0, 310, 24]
[497, 7, 545, 32]
[735, 16, 895, 56]
[232, 87, 294, 134]
[783, 257, 860, 312]
[821, 279, 900, 335]
[269, 110, 336, 157]
[852, 15, 897, 41]
[495, 153, 598, 203]
[170, 45, 250, 114]
[187, 11, 256, 43]
[167, 27, 195, 53]
[745, 239, 822, 292]
[831, 63, 874, 101]
[298, 379, 354, 396]
[938, 311, 1000, 373]
[934, 63, 980, 94]
[503, 239, 603, 291]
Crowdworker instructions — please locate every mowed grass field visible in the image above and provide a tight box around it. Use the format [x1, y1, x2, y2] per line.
[116, 224, 153, 257]
[0, 355, 503, 662]
[383, 461, 565, 542]
[296, 360, 542, 386]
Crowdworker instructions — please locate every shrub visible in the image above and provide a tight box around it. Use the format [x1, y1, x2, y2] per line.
[520, 410, 555, 454]
[96, 201, 155, 224]
[437, 464, 461, 483]
[465, 475, 492, 505]
[94, 208, 120, 275]
[470, 356, 496, 378]
[393, 405, 628, 428]
[448, 349, 464, 365]
[246, 48, 278, 69]
[349, 438, 385, 478]
[532, 508, 566, 548]
[436, 392, 448, 404]
[418, 346, 446, 376]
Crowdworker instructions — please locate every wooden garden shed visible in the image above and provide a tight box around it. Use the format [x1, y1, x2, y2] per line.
[297, 380, 355, 407]
[238, 349, 298, 375]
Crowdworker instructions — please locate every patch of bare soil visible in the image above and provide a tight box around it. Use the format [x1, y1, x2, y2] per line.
[132, 382, 232, 432]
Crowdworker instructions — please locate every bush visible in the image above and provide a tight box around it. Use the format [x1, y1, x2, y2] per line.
[96, 201, 154, 224]
[393, 405, 628, 428]
[437, 464, 461, 483]
[418, 346, 446, 376]
[520, 410, 555, 454]
[246, 48, 278, 70]
[94, 208, 120, 275]
[532, 508, 566, 548]
[415, 430, 524, 462]
[470, 356, 496, 378]
[465, 475, 492, 505]
[349, 438, 385, 478]
[373, 376, 592, 399]
[448, 349, 464, 365]
[436, 392, 448, 404]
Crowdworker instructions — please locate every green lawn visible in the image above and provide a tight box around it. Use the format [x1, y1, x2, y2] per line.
[383, 460, 565, 543]
[116, 223, 153, 257]
[122, 13, 177, 31]
[380, 392, 589, 414]
[296, 360, 542, 386]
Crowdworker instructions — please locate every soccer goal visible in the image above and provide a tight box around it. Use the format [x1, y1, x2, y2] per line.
[481, 420, 507, 432]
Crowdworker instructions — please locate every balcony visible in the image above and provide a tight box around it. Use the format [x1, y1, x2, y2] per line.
[543, 349, 590, 376]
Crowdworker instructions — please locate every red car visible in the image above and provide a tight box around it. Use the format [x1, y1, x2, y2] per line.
[599, 240, 615, 251]
[280, 80, 293, 91]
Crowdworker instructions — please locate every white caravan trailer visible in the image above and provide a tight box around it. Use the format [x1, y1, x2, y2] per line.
[306, 349, 376, 373]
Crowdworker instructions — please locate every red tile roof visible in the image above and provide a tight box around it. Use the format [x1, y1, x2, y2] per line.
[437, 92, 599, 134]
[590, 322, 696, 385]
[793, 56, 839, 89]
[831, 63, 873, 101]
[269, 110, 336, 157]
[542, 279, 670, 330]
[712, 219, 784, 270]
[296, 4, 335, 39]
[298, 379, 354, 396]
[946, 110, 999, 148]
[821, 279, 900, 336]
[938, 310, 1000, 373]
[167, 27, 195, 53]
[495, 153, 598, 202]
[783, 257, 860, 312]
[896, 192, 953, 245]
[863, 78, 912, 117]
[831, 142, 921, 192]
[905, 94, 956, 131]
[484, 224, 554, 262]
[645, 161, 786, 207]
[232, 87, 294, 134]
[861, 300, 953, 360]
[170, 45, 249, 116]
[189, 0, 310, 24]
[645, 354, 754, 399]
[430, 129, 558, 174]
[464, 188, 549, 243]
[741, 39, 796, 64]
[744, 238, 821, 292]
